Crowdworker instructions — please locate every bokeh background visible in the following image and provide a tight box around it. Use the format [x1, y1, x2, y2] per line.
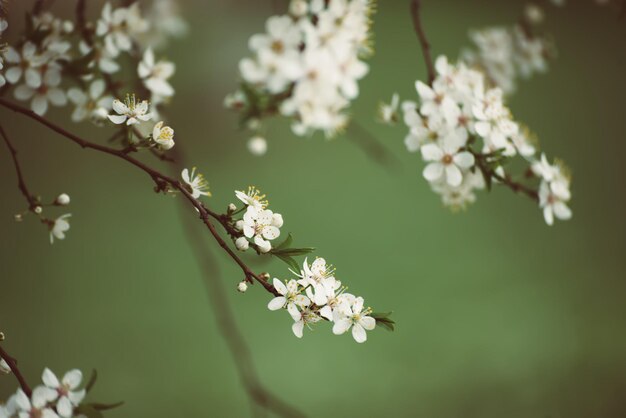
[1, 0, 626, 417]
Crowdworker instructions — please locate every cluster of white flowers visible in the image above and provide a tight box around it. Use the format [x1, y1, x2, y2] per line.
[532, 154, 572, 225]
[232, 187, 283, 253]
[225, 0, 374, 153]
[0, 19, 7, 87]
[268, 257, 376, 343]
[392, 55, 572, 225]
[462, 21, 552, 95]
[0, 368, 86, 418]
[1, 2, 183, 119]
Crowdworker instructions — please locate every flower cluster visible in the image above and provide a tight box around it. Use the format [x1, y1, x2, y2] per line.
[231, 187, 283, 253]
[12, 192, 72, 244]
[225, 0, 375, 154]
[393, 55, 572, 225]
[461, 9, 553, 94]
[268, 258, 376, 343]
[0, 368, 86, 418]
[1, 1, 183, 119]
[532, 154, 572, 225]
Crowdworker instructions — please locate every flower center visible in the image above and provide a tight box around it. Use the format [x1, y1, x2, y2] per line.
[442, 154, 453, 165]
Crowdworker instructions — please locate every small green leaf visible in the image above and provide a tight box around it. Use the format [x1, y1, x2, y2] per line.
[372, 312, 396, 332]
[271, 247, 315, 257]
[274, 253, 300, 272]
[274, 233, 294, 251]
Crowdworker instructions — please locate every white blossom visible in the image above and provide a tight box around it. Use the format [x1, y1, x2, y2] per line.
[378, 93, 400, 125]
[152, 121, 175, 150]
[67, 80, 113, 123]
[15, 387, 58, 418]
[421, 133, 475, 187]
[247, 136, 268, 156]
[332, 296, 376, 343]
[42, 369, 86, 418]
[242, 206, 282, 253]
[267, 279, 310, 319]
[181, 167, 211, 199]
[138, 48, 175, 98]
[107, 95, 152, 125]
[235, 187, 268, 210]
[50, 214, 71, 244]
[96, 2, 148, 57]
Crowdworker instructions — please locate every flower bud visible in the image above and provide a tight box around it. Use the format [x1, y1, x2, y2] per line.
[0, 358, 11, 374]
[228, 203, 237, 212]
[34, 206, 42, 214]
[524, 4, 544, 24]
[235, 237, 249, 251]
[235, 220, 244, 231]
[55, 193, 70, 206]
[259, 272, 270, 281]
[247, 136, 267, 156]
[237, 281, 248, 293]
[14, 214, 23, 222]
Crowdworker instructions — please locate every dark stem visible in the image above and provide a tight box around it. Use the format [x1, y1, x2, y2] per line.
[0, 124, 39, 210]
[471, 150, 539, 202]
[75, 0, 93, 46]
[410, 0, 436, 85]
[0, 98, 277, 295]
[0, 344, 32, 397]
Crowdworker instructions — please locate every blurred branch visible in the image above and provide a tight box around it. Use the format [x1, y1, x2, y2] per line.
[171, 145, 306, 418]
[410, 0, 436, 85]
[0, 97, 278, 296]
[347, 121, 403, 173]
[0, 336, 32, 398]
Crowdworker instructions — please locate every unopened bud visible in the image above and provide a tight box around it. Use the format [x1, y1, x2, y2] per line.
[235, 237, 249, 251]
[524, 4, 544, 24]
[259, 272, 270, 281]
[247, 136, 267, 156]
[14, 214, 23, 222]
[235, 220, 244, 231]
[228, 203, 237, 212]
[55, 193, 70, 206]
[33, 206, 42, 214]
[237, 281, 248, 293]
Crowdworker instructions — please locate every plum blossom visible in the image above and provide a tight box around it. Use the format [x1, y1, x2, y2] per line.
[67, 79, 113, 123]
[181, 167, 211, 199]
[107, 95, 152, 125]
[49, 214, 71, 244]
[332, 296, 376, 343]
[42, 368, 86, 418]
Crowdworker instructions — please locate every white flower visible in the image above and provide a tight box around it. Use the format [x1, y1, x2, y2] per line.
[415, 80, 460, 127]
[55, 194, 71, 206]
[13, 67, 67, 116]
[291, 307, 322, 338]
[181, 167, 211, 199]
[379, 93, 400, 124]
[15, 387, 59, 418]
[50, 214, 71, 244]
[107, 95, 152, 125]
[267, 278, 310, 320]
[42, 369, 86, 418]
[138, 48, 175, 98]
[235, 187, 267, 210]
[152, 121, 175, 150]
[296, 258, 338, 306]
[3, 42, 44, 87]
[539, 180, 572, 225]
[332, 296, 375, 343]
[78, 42, 120, 74]
[242, 206, 281, 253]
[96, 3, 148, 56]
[247, 136, 267, 156]
[421, 133, 475, 187]
[235, 236, 249, 251]
[67, 80, 113, 123]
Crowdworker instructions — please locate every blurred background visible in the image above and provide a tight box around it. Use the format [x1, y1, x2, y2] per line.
[1, 0, 626, 417]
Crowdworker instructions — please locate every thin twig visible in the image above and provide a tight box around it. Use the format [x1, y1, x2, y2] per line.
[75, 0, 93, 46]
[0, 97, 277, 296]
[410, 0, 436, 85]
[0, 124, 38, 210]
[172, 147, 306, 418]
[0, 344, 32, 397]
[471, 150, 539, 202]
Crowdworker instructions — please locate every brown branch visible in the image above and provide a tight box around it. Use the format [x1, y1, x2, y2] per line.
[75, 0, 93, 46]
[171, 146, 305, 418]
[410, 0, 436, 85]
[0, 342, 32, 398]
[471, 150, 539, 202]
[0, 97, 277, 296]
[0, 124, 39, 210]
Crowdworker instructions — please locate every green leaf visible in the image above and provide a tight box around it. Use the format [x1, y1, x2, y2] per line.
[92, 401, 125, 411]
[271, 247, 315, 257]
[372, 312, 396, 332]
[273, 253, 300, 272]
[274, 233, 294, 251]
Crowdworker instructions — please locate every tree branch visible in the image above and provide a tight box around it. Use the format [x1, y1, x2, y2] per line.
[171, 146, 306, 418]
[0, 124, 39, 210]
[410, 0, 436, 85]
[0, 341, 32, 398]
[0, 97, 277, 296]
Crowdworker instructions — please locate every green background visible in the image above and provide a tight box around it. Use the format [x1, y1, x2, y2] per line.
[1, 0, 626, 417]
